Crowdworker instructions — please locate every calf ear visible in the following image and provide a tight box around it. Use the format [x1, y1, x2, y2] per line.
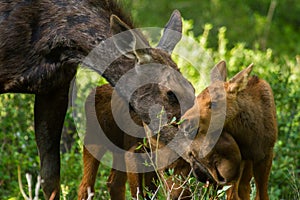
[229, 63, 254, 92]
[110, 15, 150, 62]
[157, 10, 182, 54]
[210, 60, 227, 82]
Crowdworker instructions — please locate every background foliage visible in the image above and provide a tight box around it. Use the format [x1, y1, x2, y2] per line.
[1, 0, 299, 199]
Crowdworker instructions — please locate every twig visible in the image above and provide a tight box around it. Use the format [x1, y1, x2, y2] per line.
[173, 169, 193, 190]
[86, 187, 94, 200]
[34, 175, 41, 200]
[261, 0, 277, 50]
[136, 187, 140, 200]
[26, 173, 33, 200]
[151, 185, 161, 200]
[18, 166, 29, 200]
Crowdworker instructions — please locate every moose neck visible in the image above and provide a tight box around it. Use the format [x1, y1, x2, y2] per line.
[48, 2, 194, 124]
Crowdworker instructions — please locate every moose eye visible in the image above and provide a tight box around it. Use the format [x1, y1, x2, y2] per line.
[209, 101, 217, 109]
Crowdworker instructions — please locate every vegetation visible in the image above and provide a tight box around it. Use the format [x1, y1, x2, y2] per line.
[1, 0, 299, 199]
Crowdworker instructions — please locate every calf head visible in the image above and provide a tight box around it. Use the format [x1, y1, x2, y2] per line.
[181, 61, 253, 138]
[190, 131, 241, 185]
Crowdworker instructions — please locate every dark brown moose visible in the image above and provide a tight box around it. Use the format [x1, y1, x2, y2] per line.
[0, 1, 195, 199]
[180, 61, 277, 200]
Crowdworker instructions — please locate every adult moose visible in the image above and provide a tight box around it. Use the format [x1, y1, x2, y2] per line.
[0, 1, 195, 199]
[180, 61, 277, 200]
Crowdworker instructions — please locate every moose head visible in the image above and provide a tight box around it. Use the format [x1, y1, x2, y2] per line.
[107, 10, 195, 129]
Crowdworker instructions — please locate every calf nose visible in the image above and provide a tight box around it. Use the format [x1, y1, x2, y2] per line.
[192, 161, 216, 184]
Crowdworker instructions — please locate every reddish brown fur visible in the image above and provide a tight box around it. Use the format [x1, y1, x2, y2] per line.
[181, 61, 277, 200]
[80, 82, 246, 200]
[78, 84, 191, 200]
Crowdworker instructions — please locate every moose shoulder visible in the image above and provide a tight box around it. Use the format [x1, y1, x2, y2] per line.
[181, 61, 277, 200]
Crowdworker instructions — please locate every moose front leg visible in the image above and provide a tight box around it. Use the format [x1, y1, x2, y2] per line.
[253, 153, 273, 200]
[238, 160, 253, 200]
[34, 87, 70, 200]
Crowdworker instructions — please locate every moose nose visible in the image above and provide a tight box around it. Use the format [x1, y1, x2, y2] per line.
[215, 166, 227, 185]
[192, 160, 216, 184]
[188, 151, 215, 183]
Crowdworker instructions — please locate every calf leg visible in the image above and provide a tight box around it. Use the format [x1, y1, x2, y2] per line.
[127, 171, 157, 199]
[253, 153, 273, 200]
[226, 161, 245, 200]
[79, 94, 109, 200]
[226, 160, 252, 200]
[107, 153, 127, 200]
[238, 160, 253, 200]
[125, 144, 143, 198]
[34, 88, 69, 200]
[125, 144, 155, 199]
[78, 146, 103, 200]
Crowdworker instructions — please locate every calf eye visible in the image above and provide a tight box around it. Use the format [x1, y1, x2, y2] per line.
[209, 101, 217, 109]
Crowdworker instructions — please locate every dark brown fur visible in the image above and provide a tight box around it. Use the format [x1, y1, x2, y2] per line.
[0, 1, 194, 199]
[181, 61, 277, 200]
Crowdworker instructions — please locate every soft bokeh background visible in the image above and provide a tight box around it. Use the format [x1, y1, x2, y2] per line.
[1, 0, 299, 199]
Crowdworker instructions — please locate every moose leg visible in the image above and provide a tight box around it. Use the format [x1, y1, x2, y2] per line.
[127, 172, 141, 198]
[126, 148, 158, 199]
[125, 144, 148, 199]
[226, 161, 245, 200]
[34, 88, 70, 200]
[107, 153, 127, 200]
[226, 160, 252, 200]
[253, 154, 273, 200]
[238, 160, 253, 200]
[226, 184, 240, 200]
[125, 145, 143, 198]
[78, 146, 103, 200]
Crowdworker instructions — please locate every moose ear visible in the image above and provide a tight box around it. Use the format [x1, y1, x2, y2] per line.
[229, 63, 254, 93]
[110, 15, 150, 61]
[210, 60, 227, 83]
[157, 10, 182, 54]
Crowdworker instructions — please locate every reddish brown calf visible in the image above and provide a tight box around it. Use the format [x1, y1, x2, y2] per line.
[78, 84, 191, 200]
[181, 61, 277, 200]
